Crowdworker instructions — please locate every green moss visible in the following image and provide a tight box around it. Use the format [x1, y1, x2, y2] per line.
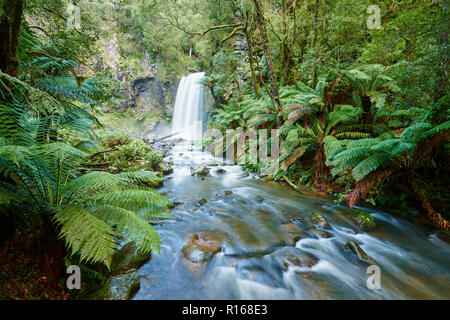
[351, 209, 377, 231]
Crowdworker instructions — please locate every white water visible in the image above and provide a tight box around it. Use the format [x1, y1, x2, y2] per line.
[171, 72, 206, 141]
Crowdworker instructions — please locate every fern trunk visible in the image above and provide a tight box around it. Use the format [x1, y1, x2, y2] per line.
[39, 217, 65, 285]
[314, 142, 328, 185]
[410, 180, 450, 231]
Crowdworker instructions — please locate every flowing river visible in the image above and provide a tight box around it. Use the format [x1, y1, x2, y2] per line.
[134, 140, 450, 300]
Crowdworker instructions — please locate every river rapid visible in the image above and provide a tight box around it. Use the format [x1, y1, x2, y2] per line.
[134, 140, 450, 300]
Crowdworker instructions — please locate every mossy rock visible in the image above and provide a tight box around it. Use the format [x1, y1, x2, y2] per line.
[111, 242, 151, 275]
[306, 213, 331, 229]
[344, 240, 375, 265]
[92, 269, 140, 300]
[216, 190, 233, 197]
[199, 198, 208, 205]
[350, 209, 376, 231]
[161, 166, 174, 175]
[191, 166, 210, 176]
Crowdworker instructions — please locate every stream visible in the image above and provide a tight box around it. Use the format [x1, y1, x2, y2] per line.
[134, 140, 450, 300]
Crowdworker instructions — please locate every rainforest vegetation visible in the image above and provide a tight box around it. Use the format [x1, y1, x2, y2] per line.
[0, 0, 448, 299]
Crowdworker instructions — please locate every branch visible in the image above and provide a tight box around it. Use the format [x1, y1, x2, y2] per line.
[90, 148, 118, 159]
[160, 14, 243, 37]
[221, 26, 244, 44]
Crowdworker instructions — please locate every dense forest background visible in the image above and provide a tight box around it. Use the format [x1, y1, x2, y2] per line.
[0, 0, 448, 299]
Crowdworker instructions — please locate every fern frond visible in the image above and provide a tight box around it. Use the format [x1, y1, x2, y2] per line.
[54, 206, 117, 266]
[92, 205, 162, 254]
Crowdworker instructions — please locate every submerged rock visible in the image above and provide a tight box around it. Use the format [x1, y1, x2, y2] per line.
[306, 213, 331, 229]
[215, 168, 227, 174]
[199, 198, 208, 205]
[282, 253, 319, 270]
[182, 232, 228, 264]
[216, 190, 233, 197]
[111, 242, 151, 275]
[93, 269, 140, 300]
[344, 240, 375, 264]
[279, 224, 307, 245]
[254, 195, 265, 202]
[307, 228, 332, 239]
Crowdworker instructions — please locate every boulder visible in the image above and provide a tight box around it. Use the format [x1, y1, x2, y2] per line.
[161, 166, 174, 175]
[191, 166, 210, 177]
[350, 209, 376, 231]
[199, 198, 208, 205]
[93, 269, 140, 300]
[215, 168, 227, 174]
[306, 213, 331, 229]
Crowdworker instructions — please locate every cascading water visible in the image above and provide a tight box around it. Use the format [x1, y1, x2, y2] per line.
[171, 72, 206, 141]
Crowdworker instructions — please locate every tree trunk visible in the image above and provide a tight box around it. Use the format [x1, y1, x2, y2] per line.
[251, 0, 282, 111]
[0, 0, 24, 77]
[434, 30, 448, 103]
[244, 17, 260, 98]
[311, 0, 320, 90]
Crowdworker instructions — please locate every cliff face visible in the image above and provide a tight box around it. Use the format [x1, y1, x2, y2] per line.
[125, 72, 178, 118]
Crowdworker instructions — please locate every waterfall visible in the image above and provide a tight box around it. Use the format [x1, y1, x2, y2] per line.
[171, 72, 206, 141]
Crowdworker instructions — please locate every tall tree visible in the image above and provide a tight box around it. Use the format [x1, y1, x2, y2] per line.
[0, 0, 24, 76]
[251, 0, 282, 111]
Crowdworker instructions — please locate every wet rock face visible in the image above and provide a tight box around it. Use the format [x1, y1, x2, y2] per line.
[94, 269, 140, 300]
[182, 232, 228, 264]
[130, 76, 165, 111]
[306, 213, 331, 229]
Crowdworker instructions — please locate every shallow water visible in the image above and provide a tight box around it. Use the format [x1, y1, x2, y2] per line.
[134, 141, 450, 300]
